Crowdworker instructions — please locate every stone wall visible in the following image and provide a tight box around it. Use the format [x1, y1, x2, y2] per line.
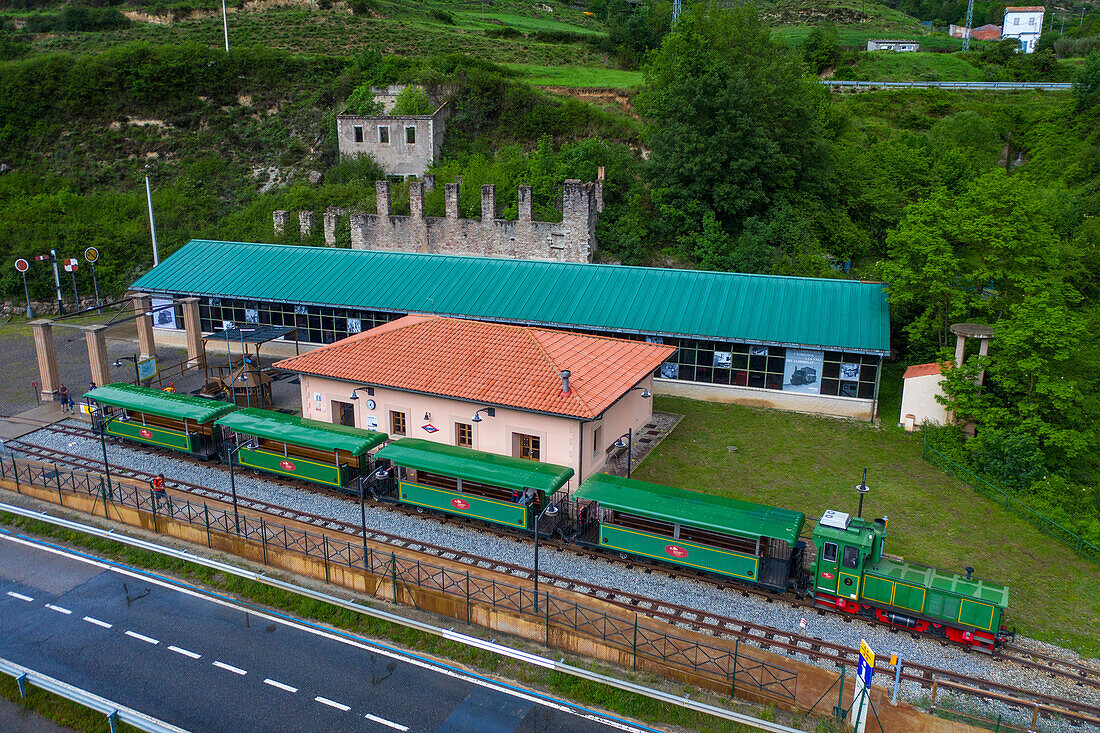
[348, 179, 600, 263]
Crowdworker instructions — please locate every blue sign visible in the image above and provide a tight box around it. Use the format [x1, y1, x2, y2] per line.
[857, 655, 873, 686]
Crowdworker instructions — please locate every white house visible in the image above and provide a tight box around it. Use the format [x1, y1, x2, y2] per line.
[898, 362, 951, 431]
[1002, 6, 1045, 53]
[866, 39, 920, 52]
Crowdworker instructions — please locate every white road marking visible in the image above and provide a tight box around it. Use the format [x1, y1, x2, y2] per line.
[314, 696, 350, 712]
[0, 532, 655, 733]
[212, 661, 247, 676]
[45, 604, 72, 615]
[263, 678, 297, 693]
[82, 616, 112, 629]
[366, 713, 409, 731]
[6, 591, 33, 602]
[168, 645, 201, 660]
[125, 630, 159, 645]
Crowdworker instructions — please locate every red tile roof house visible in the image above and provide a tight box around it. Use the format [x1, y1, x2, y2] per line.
[274, 315, 675, 487]
[898, 362, 952, 431]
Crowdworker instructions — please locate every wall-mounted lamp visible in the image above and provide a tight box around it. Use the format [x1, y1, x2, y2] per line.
[424, 412, 431, 421]
[472, 407, 496, 423]
[374, 467, 390, 480]
[628, 386, 651, 398]
[349, 387, 374, 400]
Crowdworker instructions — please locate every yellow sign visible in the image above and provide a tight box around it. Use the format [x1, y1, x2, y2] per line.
[860, 639, 875, 667]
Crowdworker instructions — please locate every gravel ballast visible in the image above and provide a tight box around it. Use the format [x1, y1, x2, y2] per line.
[14, 423, 1100, 733]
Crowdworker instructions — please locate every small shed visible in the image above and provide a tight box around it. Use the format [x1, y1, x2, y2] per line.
[866, 39, 920, 52]
[899, 362, 950, 431]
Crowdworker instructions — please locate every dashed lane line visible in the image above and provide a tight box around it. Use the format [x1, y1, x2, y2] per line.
[366, 713, 409, 731]
[168, 645, 201, 660]
[314, 696, 350, 712]
[125, 630, 159, 645]
[82, 616, 112, 629]
[263, 678, 298, 693]
[6, 591, 33, 602]
[212, 661, 247, 676]
[45, 604, 72, 615]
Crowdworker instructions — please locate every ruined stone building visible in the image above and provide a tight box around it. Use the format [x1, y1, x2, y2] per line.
[336, 85, 448, 178]
[274, 173, 604, 264]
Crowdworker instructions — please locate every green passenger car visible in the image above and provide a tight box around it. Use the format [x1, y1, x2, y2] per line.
[87, 383, 237, 458]
[811, 509, 1010, 650]
[573, 474, 806, 590]
[215, 408, 388, 489]
[374, 439, 574, 530]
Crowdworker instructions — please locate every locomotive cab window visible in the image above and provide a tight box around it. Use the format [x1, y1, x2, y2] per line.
[842, 545, 860, 569]
[823, 542, 838, 563]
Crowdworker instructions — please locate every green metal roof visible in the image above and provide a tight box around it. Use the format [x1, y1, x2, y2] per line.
[215, 408, 388, 455]
[375, 438, 574, 494]
[132, 240, 891, 354]
[87, 384, 237, 423]
[574, 474, 806, 546]
[869, 557, 1010, 609]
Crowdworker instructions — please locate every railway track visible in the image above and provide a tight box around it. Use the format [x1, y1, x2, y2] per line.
[7, 432, 1100, 725]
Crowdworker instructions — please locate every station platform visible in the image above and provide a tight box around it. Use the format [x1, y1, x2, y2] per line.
[0, 402, 69, 442]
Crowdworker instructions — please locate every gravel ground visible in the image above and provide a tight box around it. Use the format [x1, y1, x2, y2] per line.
[14, 423, 1100, 733]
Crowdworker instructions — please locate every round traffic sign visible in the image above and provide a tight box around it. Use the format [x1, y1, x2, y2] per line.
[14, 258, 28, 273]
[84, 247, 99, 263]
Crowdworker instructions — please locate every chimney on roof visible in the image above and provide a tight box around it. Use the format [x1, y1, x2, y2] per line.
[560, 369, 571, 396]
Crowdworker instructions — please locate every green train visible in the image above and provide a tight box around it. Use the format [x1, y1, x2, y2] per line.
[85, 383, 1012, 652]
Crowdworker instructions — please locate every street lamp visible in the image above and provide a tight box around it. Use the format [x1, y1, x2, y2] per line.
[533, 501, 559, 613]
[472, 407, 496, 423]
[349, 387, 374, 400]
[358, 467, 389, 567]
[112, 355, 140, 384]
[627, 386, 652, 398]
[614, 429, 633, 478]
[90, 402, 113, 500]
[225, 435, 256, 534]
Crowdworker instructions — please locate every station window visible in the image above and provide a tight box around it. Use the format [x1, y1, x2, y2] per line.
[378, 125, 389, 144]
[516, 433, 541, 461]
[390, 411, 406, 436]
[823, 542, 838, 563]
[405, 126, 416, 145]
[842, 545, 860, 569]
[353, 125, 363, 143]
[455, 422, 472, 448]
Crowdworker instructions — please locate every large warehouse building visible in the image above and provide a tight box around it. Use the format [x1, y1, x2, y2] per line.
[132, 240, 891, 419]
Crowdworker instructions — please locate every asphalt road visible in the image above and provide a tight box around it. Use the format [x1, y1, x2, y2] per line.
[0, 531, 661, 733]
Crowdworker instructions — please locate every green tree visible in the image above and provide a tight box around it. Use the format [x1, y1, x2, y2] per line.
[1073, 52, 1100, 111]
[390, 85, 434, 116]
[634, 4, 831, 250]
[803, 25, 840, 74]
[345, 82, 384, 114]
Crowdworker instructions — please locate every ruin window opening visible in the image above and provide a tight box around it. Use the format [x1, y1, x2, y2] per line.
[405, 126, 416, 145]
[353, 126, 363, 143]
[378, 126, 389, 144]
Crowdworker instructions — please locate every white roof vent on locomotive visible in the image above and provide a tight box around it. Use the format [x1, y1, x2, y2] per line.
[819, 510, 850, 530]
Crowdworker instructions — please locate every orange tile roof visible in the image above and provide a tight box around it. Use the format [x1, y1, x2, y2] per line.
[1004, 6, 1045, 12]
[902, 362, 946, 379]
[274, 315, 676, 419]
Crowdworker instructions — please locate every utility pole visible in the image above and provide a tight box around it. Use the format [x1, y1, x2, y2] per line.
[222, 0, 230, 52]
[962, 0, 974, 52]
[144, 165, 160, 267]
[673, 0, 681, 22]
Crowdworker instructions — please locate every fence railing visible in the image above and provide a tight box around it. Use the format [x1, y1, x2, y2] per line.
[0, 452, 799, 705]
[823, 80, 1072, 91]
[921, 434, 1100, 566]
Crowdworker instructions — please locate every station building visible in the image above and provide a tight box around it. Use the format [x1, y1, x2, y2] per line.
[132, 240, 891, 420]
[273, 314, 673, 485]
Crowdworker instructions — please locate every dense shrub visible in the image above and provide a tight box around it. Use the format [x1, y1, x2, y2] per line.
[23, 4, 131, 33]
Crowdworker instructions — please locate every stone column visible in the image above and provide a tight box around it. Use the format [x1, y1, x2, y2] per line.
[30, 319, 60, 400]
[423, 174, 436, 192]
[562, 179, 595, 263]
[273, 210, 288, 235]
[299, 210, 315, 238]
[323, 208, 342, 246]
[376, 180, 391, 217]
[481, 184, 496, 222]
[133, 293, 156, 360]
[84, 325, 110, 389]
[409, 181, 427, 252]
[181, 297, 203, 368]
[445, 183, 460, 219]
[517, 186, 533, 222]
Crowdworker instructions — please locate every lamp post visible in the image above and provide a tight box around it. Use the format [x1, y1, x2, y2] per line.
[225, 435, 255, 535]
[113, 354, 140, 385]
[532, 501, 559, 613]
[145, 164, 160, 267]
[614, 429, 633, 478]
[92, 403, 113, 499]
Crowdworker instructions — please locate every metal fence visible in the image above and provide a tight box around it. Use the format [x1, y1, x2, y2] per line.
[921, 434, 1100, 566]
[823, 80, 1072, 91]
[0, 453, 798, 704]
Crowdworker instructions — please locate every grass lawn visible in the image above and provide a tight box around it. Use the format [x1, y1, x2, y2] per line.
[633, 392, 1100, 658]
[837, 51, 988, 81]
[505, 63, 642, 89]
